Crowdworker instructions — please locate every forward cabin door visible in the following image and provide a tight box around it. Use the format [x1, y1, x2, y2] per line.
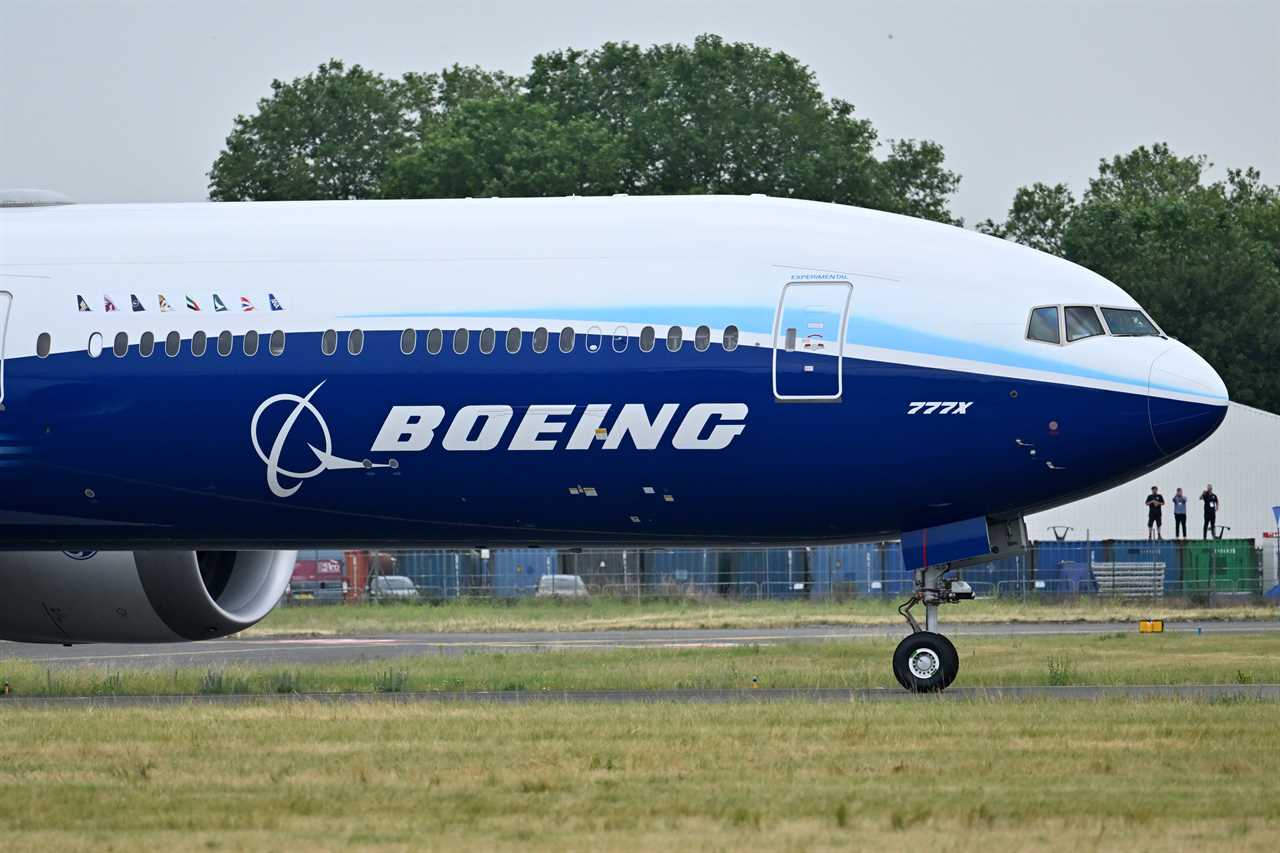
[771, 281, 852, 400]
[0, 291, 10, 407]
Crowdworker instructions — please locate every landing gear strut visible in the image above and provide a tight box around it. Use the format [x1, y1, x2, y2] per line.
[893, 564, 974, 692]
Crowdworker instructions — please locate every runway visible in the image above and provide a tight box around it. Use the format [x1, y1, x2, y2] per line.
[3, 619, 1277, 669]
[3, 683, 1279, 708]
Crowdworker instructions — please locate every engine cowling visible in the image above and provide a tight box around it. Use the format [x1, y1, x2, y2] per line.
[0, 550, 296, 643]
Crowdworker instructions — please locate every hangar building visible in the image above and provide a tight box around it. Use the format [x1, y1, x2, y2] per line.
[1027, 403, 1280, 578]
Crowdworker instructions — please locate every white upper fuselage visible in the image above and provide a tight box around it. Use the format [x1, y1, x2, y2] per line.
[0, 195, 1225, 406]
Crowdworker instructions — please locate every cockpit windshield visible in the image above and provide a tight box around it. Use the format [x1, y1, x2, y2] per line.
[1101, 308, 1162, 337]
[1064, 306, 1105, 341]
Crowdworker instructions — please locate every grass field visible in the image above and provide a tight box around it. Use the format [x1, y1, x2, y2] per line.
[1, 698, 1277, 851]
[246, 595, 1280, 637]
[5, 631, 1280, 697]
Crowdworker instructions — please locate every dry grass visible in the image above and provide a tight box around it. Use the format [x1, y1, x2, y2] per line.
[245, 595, 1280, 637]
[5, 631, 1280, 697]
[1, 698, 1277, 851]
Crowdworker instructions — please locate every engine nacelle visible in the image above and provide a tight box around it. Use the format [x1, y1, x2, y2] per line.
[0, 550, 296, 643]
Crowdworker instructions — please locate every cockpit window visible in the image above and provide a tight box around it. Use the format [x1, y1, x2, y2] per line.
[1101, 307, 1162, 337]
[1027, 306, 1060, 344]
[1064, 306, 1105, 342]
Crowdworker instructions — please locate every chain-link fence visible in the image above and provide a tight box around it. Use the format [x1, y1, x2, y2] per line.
[284, 538, 1265, 605]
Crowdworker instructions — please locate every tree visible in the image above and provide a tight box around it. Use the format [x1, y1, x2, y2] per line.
[976, 182, 1076, 256]
[982, 144, 1280, 413]
[382, 99, 625, 198]
[210, 38, 964, 223]
[518, 35, 961, 221]
[208, 60, 411, 201]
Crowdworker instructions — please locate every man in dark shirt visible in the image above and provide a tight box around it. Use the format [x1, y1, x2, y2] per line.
[1146, 486, 1165, 540]
[1201, 484, 1220, 539]
[1172, 488, 1188, 538]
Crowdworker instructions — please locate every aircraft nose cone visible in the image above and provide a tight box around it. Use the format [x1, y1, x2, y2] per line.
[1148, 344, 1229, 456]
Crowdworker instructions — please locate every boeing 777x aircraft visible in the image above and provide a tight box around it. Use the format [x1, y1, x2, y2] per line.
[0, 194, 1227, 690]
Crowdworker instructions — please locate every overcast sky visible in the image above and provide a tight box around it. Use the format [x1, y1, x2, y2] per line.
[2, 0, 1276, 225]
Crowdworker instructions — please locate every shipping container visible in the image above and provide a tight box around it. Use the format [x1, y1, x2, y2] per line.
[393, 550, 478, 599]
[558, 549, 644, 593]
[641, 549, 716, 593]
[1182, 539, 1260, 593]
[492, 549, 558, 597]
[762, 548, 809, 599]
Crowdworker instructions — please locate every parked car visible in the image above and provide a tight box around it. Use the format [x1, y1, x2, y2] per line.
[286, 579, 347, 605]
[368, 575, 420, 602]
[535, 574, 590, 598]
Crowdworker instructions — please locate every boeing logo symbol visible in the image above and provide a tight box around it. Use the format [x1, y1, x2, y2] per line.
[252, 385, 750, 499]
[251, 382, 391, 498]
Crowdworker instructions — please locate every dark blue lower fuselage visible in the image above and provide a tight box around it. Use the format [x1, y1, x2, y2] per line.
[0, 329, 1224, 549]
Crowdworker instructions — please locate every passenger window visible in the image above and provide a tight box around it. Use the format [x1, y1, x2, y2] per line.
[165, 331, 181, 357]
[533, 327, 549, 353]
[191, 331, 207, 357]
[453, 327, 469, 354]
[586, 325, 602, 353]
[217, 330, 233, 357]
[243, 330, 260, 356]
[559, 326, 575, 353]
[1064, 306, 1105, 342]
[612, 326, 628, 353]
[87, 332, 104, 359]
[426, 328, 443, 355]
[347, 329, 362, 356]
[639, 326, 656, 352]
[723, 325, 739, 351]
[400, 328, 416, 355]
[36, 332, 51, 358]
[1027, 306, 1060, 344]
[270, 329, 286, 356]
[321, 329, 338, 356]
[139, 331, 155, 358]
[694, 325, 710, 352]
[111, 330, 127, 358]
[480, 327, 496, 354]
[666, 326, 683, 352]
[505, 327, 522, 354]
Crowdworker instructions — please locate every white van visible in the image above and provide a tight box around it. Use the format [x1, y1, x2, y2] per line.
[535, 575, 590, 598]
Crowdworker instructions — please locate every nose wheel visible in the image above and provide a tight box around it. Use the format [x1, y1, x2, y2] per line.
[893, 563, 972, 692]
[893, 631, 959, 692]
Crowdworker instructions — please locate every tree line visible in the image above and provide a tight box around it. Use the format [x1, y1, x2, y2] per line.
[207, 36, 1280, 413]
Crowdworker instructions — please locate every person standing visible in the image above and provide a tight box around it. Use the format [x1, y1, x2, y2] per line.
[1172, 488, 1188, 539]
[1201, 484, 1220, 539]
[1146, 486, 1166, 540]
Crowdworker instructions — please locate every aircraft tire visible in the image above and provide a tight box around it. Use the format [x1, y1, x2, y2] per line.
[892, 631, 959, 692]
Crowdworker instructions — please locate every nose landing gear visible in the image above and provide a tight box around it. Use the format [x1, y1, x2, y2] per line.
[893, 564, 973, 692]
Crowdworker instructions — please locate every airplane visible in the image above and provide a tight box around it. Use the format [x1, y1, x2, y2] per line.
[0, 192, 1228, 691]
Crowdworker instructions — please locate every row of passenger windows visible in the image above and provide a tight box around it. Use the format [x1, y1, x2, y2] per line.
[1026, 305, 1162, 345]
[42, 324, 742, 360]
[37, 329, 288, 359]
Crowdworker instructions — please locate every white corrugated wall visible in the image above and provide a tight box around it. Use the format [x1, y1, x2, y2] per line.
[1027, 403, 1280, 547]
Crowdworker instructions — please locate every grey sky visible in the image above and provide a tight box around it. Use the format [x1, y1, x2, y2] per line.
[2, 0, 1276, 225]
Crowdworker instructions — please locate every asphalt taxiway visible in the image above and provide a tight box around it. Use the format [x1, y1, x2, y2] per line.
[2, 620, 1276, 669]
